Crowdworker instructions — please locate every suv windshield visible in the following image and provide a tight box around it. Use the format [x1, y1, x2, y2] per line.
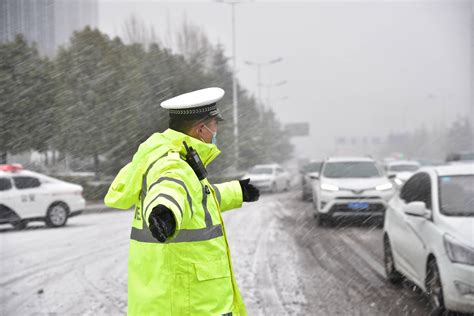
[460, 152, 474, 161]
[303, 162, 322, 173]
[250, 167, 273, 175]
[323, 161, 381, 178]
[439, 175, 474, 216]
[389, 164, 419, 172]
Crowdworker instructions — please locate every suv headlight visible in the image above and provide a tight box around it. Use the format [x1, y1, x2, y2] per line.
[444, 234, 474, 265]
[376, 183, 393, 191]
[321, 183, 339, 191]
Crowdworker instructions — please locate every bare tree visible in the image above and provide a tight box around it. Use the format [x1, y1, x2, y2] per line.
[175, 14, 214, 70]
[122, 14, 161, 48]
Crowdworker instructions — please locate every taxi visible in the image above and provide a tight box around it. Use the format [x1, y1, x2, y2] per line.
[0, 164, 85, 229]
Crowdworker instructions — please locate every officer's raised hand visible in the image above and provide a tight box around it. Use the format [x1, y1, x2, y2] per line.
[239, 178, 260, 202]
[148, 205, 176, 242]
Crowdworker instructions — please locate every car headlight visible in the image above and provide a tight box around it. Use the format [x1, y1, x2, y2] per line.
[375, 183, 393, 191]
[454, 281, 474, 295]
[321, 183, 339, 191]
[444, 234, 474, 265]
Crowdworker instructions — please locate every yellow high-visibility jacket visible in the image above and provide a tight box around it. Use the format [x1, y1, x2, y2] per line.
[104, 128, 246, 316]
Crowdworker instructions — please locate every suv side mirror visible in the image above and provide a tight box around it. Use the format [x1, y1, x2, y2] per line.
[309, 173, 320, 180]
[403, 201, 431, 219]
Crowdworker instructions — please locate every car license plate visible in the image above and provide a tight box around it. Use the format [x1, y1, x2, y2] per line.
[348, 202, 369, 209]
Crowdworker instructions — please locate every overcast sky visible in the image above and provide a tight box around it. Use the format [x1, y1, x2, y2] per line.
[98, 0, 472, 158]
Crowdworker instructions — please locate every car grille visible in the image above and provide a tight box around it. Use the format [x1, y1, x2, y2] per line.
[330, 203, 385, 213]
[335, 196, 380, 200]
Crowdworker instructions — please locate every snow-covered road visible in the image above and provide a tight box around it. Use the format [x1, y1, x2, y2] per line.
[1, 190, 431, 315]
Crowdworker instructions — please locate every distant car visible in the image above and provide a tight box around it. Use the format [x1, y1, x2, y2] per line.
[385, 160, 421, 186]
[0, 164, 85, 229]
[446, 151, 474, 164]
[383, 164, 474, 314]
[300, 160, 323, 201]
[243, 164, 291, 193]
[311, 157, 395, 226]
[413, 158, 444, 167]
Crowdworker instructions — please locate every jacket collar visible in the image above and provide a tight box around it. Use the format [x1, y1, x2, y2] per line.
[162, 129, 221, 167]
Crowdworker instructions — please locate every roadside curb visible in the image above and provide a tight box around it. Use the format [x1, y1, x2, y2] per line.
[84, 203, 132, 214]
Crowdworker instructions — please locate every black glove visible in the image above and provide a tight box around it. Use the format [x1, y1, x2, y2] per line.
[239, 178, 260, 202]
[148, 205, 176, 242]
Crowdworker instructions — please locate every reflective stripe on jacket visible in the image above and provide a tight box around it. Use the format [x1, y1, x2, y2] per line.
[104, 129, 246, 316]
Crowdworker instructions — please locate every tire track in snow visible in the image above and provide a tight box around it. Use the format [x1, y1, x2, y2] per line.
[66, 254, 126, 315]
[3, 244, 126, 315]
[0, 236, 127, 287]
[277, 191, 431, 315]
[252, 201, 289, 316]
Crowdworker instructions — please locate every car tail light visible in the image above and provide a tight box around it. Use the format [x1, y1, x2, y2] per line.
[72, 188, 83, 197]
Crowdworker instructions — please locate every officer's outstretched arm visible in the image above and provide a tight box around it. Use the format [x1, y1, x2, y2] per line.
[142, 172, 189, 240]
[212, 181, 242, 212]
[213, 179, 260, 212]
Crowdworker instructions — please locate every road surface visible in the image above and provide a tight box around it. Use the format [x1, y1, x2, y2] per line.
[0, 190, 432, 315]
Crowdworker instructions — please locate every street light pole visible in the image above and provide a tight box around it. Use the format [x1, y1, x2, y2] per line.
[244, 57, 283, 104]
[217, 0, 243, 166]
[261, 80, 288, 108]
[231, 3, 238, 163]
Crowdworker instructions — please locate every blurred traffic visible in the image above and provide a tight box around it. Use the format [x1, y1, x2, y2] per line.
[293, 155, 474, 314]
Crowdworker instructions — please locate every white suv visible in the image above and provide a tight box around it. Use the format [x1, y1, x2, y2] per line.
[383, 164, 474, 314]
[311, 157, 394, 226]
[0, 164, 85, 229]
[385, 160, 421, 186]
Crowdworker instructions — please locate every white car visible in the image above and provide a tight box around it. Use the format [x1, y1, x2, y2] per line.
[383, 164, 474, 314]
[311, 157, 395, 226]
[0, 164, 85, 229]
[385, 160, 421, 186]
[300, 160, 323, 201]
[243, 164, 291, 193]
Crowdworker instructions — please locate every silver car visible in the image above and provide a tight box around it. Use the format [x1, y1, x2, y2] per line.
[300, 160, 322, 201]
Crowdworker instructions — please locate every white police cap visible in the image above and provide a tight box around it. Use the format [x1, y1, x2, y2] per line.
[161, 87, 225, 121]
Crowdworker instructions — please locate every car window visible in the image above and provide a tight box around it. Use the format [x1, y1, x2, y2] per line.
[13, 176, 41, 189]
[439, 175, 474, 216]
[303, 162, 322, 173]
[459, 152, 474, 160]
[0, 177, 12, 191]
[400, 172, 432, 209]
[250, 167, 273, 175]
[389, 164, 420, 172]
[322, 161, 381, 178]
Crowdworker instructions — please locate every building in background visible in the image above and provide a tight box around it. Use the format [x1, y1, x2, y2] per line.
[0, 0, 98, 56]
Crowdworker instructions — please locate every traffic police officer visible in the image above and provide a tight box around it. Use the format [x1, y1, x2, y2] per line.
[104, 87, 259, 315]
